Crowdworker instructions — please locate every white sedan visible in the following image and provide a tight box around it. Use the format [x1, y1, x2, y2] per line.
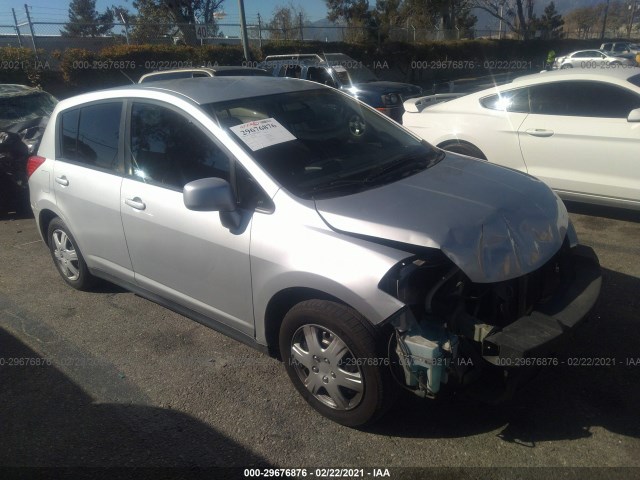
[554, 49, 636, 69]
[402, 68, 640, 210]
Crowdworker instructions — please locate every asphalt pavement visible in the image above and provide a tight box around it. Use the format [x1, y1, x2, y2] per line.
[0, 204, 639, 479]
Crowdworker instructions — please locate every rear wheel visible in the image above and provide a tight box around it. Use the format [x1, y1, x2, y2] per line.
[279, 300, 395, 427]
[439, 140, 486, 160]
[560, 64, 573, 69]
[47, 218, 96, 290]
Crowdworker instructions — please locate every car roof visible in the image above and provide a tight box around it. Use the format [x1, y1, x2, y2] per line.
[511, 67, 640, 85]
[97, 76, 325, 105]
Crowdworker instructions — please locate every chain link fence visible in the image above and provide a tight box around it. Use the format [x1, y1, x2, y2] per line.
[0, 21, 635, 55]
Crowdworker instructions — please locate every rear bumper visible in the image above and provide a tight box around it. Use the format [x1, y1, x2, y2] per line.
[481, 245, 601, 365]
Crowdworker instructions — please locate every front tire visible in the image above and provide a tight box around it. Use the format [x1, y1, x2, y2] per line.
[47, 218, 96, 290]
[279, 300, 394, 427]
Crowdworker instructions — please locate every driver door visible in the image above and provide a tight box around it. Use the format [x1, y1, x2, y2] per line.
[120, 100, 255, 335]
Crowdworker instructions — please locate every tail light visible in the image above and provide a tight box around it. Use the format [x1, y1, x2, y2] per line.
[26, 155, 46, 179]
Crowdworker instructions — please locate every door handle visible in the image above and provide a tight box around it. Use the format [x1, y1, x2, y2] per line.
[524, 128, 554, 138]
[125, 197, 146, 210]
[55, 175, 69, 186]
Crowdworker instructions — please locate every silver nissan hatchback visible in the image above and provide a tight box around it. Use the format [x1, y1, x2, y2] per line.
[28, 77, 601, 426]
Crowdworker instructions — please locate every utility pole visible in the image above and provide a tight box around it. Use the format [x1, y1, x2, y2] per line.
[12, 8, 23, 47]
[299, 12, 304, 40]
[601, 0, 610, 40]
[238, 0, 251, 62]
[24, 4, 38, 61]
[119, 11, 130, 45]
[628, 0, 638, 38]
[257, 13, 262, 49]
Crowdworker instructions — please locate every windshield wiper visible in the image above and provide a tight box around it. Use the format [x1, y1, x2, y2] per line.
[304, 178, 370, 199]
[362, 153, 430, 183]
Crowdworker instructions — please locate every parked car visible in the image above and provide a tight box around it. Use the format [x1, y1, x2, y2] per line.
[402, 68, 640, 210]
[28, 77, 601, 426]
[553, 49, 636, 69]
[262, 53, 422, 123]
[0, 84, 57, 212]
[138, 66, 269, 83]
[600, 42, 640, 55]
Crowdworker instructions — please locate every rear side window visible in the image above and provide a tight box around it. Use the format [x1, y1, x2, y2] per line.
[59, 102, 122, 170]
[529, 81, 640, 118]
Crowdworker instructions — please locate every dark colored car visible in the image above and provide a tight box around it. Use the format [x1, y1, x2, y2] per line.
[263, 53, 422, 123]
[0, 84, 57, 212]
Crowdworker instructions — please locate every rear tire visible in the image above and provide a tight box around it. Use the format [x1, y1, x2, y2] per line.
[279, 300, 395, 427]
[47, 218, 96, 291]
[560, 64, 573, 69]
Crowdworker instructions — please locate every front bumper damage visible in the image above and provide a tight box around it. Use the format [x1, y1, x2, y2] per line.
[482, 245, 601, 364]
[388, 244, 601, 400]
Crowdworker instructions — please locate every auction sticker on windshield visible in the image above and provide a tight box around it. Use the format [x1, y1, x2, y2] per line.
[230, 118, 296, 151]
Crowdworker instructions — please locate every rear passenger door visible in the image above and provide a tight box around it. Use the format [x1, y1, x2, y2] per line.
[53, 101, 133, 280]
[119, 100, 255, 335]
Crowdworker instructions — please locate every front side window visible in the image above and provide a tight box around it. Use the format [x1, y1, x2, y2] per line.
[206, 88, 442, 199]
[529, 81, 640, 118]
[129, 102, 230, 190]
[59, 102, 122, 170]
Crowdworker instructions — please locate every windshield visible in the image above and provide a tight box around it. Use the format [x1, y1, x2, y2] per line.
[628, 74, 640, 88]
[204, 89, 441, 199]
[0, 91, 57, 130]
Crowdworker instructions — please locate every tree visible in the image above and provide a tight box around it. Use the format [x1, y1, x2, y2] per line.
[325, 0, 377, 42]
[472, 0, 537, 39]
[267, 4, 306, 41]
[62, 0, 114, 37]
[132, 0, 225, 45]
[535, 1, 563, 38]
[326, 0, 371, 24]
[563, 1, 633, 38]
[563, 5, 600, 38]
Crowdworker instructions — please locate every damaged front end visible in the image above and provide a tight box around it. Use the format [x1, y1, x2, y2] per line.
[379, 237, 601, 401]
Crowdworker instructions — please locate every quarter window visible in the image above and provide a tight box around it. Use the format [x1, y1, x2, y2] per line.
[59, 102, 122, 170]
[480, 88, 529, 113]
[129, 103, 230, 190]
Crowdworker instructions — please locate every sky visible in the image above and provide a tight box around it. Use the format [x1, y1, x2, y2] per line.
[1, 0, 330, 27]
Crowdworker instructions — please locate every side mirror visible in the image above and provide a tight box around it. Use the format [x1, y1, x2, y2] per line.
[183, 177, 241, 229]
[627, 108, 640, 122]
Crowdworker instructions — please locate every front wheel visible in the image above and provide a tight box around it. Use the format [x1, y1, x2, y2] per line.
[279, 300, 395, 427]
[47, 218, 96, 290]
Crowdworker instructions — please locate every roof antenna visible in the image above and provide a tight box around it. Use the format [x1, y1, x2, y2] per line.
[119, 70, 135, 85]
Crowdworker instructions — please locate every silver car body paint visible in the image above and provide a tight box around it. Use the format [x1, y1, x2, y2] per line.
[316, 154, 569, 283]
[31, 77, 570, 348]
[250, 190, 408, 344]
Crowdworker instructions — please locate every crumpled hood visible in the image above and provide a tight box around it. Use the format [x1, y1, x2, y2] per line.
[314, 154, 569, 283]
